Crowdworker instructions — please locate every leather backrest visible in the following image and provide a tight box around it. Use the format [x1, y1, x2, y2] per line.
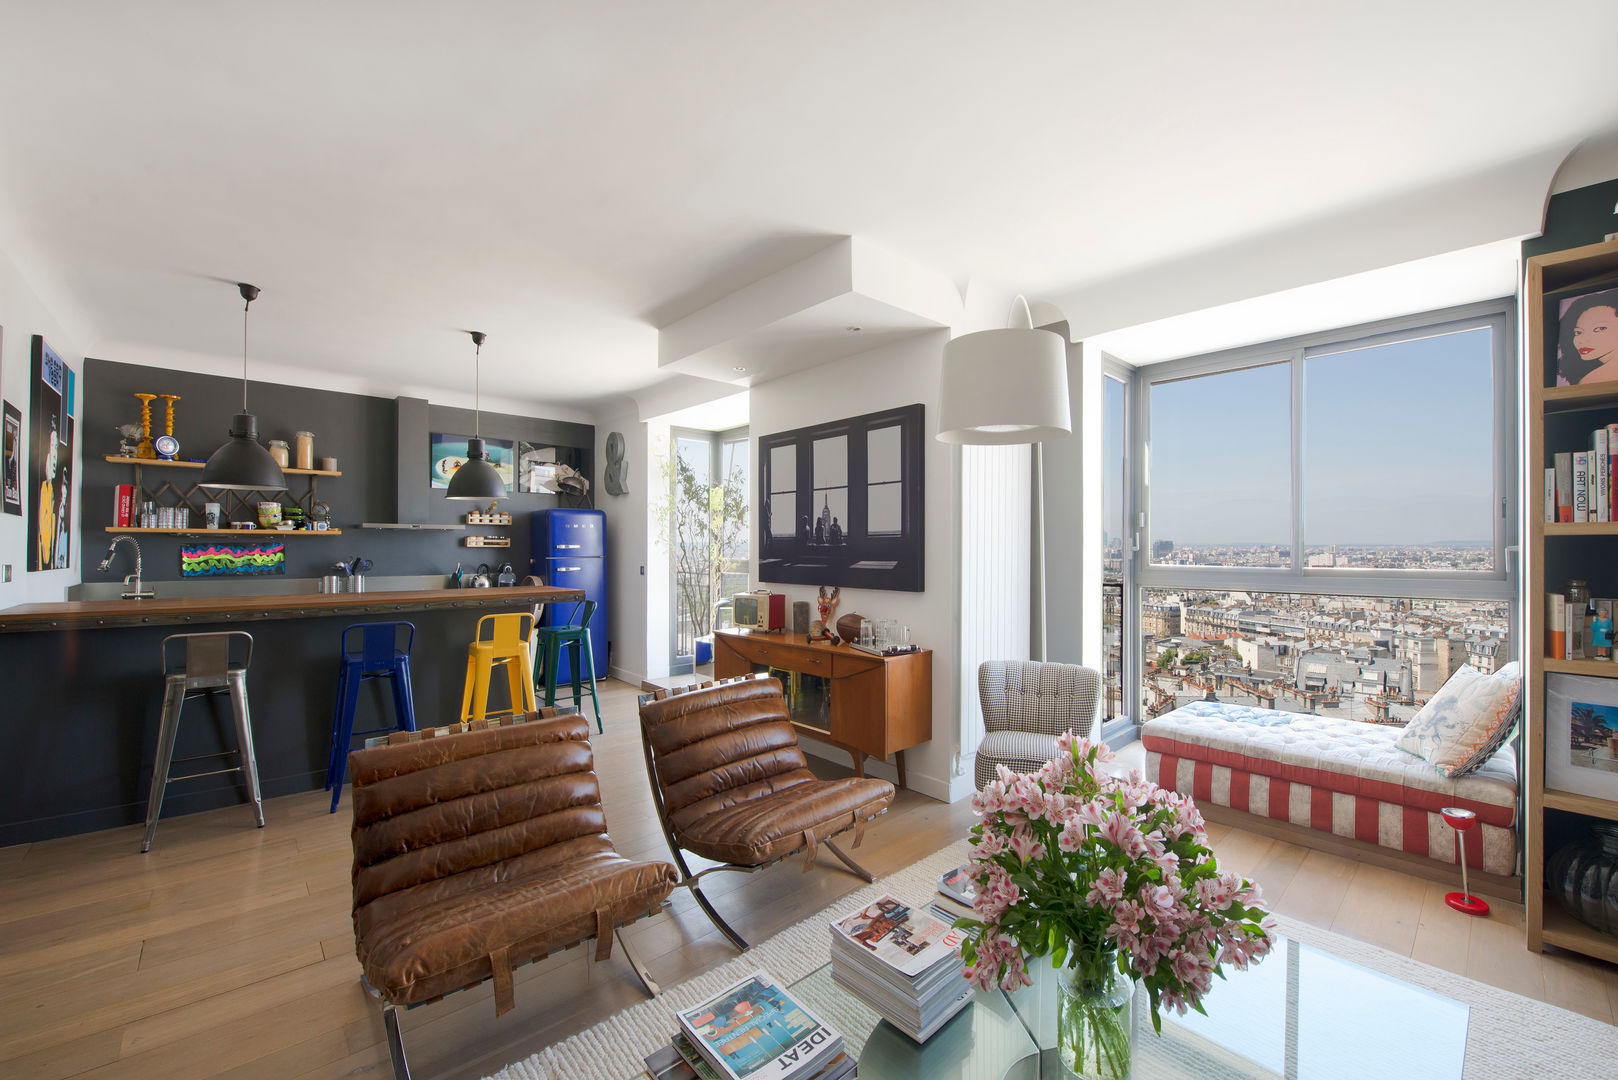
[348, 713, 603, 910]
[978, 660, 1102, 738]
[638, 677, 808, 817]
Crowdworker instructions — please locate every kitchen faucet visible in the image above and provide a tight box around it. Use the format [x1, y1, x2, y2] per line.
[99, 535, 155, 599]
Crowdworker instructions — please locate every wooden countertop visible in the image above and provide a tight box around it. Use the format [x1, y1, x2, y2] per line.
[0, 585, 584, 632]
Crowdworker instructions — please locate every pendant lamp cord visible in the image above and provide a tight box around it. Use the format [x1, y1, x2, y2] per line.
[474, 340, 481, 438]
[241, 295, 251, 413]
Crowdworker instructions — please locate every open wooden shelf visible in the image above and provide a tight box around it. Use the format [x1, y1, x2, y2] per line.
[1540, 906, 1618, 965]
[104, 455, 341, 477]
[1542, 788, 1618, 822]
[1544, 521, 1618, 536]
[1542, 382, 1618, 414]
[103, 527, 343, 537]
[1543, 657, 1618, 677]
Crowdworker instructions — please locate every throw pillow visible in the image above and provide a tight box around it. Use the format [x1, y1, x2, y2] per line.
[1395, 662, 1522, 778]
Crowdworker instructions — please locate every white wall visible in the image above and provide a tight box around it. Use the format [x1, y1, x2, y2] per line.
[593, 408, 671, 688]
[0, 245, 86, 606]
[749, 330, 966, 802]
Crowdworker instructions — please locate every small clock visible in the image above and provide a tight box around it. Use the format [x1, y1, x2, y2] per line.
[154, 434, 180, 460]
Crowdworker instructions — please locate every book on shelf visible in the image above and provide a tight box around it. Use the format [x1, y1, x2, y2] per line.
[1545, 466, 1557, 523]
[674, 970, 844, 1080]
[1596, 428, 1611, 523]
[1549, 593, 1567, 660]
[1574, 451, 1591, 523]
[1610, 423, 1618, 519]
[1556, 453, 1574, 522]
[828, 893, 972, 1043]
[114, 484, 133, 528]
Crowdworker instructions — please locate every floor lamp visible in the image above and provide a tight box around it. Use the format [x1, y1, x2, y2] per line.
[937, 297, 1071, 661]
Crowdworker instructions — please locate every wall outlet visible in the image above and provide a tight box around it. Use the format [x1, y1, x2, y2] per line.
[1, 564, 10, 583]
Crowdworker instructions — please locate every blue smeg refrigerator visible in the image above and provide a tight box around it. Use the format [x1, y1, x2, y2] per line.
[532, 508, 608, 683]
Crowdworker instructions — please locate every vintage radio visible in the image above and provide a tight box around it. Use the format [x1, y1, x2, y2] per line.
[732, 590, 788, 631]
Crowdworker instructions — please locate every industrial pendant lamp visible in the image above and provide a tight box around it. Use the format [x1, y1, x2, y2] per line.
[200, 283, 287, 492]
[937, 296, 1071, 661]
[445, 331, 507, 500]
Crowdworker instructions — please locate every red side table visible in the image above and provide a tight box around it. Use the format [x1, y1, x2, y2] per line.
[1441, 806, 1490, 916]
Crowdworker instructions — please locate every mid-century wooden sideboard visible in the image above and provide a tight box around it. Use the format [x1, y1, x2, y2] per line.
[713, 627, 932, 789]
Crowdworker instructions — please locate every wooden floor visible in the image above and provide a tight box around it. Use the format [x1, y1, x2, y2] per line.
[2, 680, 1615, 1080]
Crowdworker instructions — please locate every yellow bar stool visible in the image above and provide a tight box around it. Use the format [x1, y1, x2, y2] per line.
[460, 612, 538, 723]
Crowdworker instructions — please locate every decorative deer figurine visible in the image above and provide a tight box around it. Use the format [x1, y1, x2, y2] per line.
[810, 585, 842, 644]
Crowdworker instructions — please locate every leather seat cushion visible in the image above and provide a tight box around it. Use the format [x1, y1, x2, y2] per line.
[674, 775, 894, 866]
[355, 839, 676, 1006]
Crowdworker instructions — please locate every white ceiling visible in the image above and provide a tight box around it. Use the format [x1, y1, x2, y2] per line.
[0, 2, 1614, 419]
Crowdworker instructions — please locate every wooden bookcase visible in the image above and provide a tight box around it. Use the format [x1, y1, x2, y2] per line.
[1524, 237, 1618, 963]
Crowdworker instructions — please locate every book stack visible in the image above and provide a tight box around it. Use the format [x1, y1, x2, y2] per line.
[933, 865, 977, 922]
[648, 970, 851, 1080]
[1546, 423, 1618, 523]
[829, 894, 973, 1043]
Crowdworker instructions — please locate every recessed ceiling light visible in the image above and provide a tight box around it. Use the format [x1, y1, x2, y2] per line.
[846, 326, 862, 332]
[733, 365, 748, 373]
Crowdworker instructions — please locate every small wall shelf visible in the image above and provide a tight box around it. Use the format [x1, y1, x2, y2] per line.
[104, 455, 341, 477]
[465, 511, 513, 526]
[103, 527, 343, 537]
[463, 535, 511, 548]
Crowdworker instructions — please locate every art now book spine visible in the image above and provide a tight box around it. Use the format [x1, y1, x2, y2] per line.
[1574, 451, 1591, 524]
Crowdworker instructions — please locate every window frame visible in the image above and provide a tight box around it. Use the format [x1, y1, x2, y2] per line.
[1133, 299, 1517, 603]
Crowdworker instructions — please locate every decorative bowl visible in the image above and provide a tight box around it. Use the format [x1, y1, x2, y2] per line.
[256, 502, 283, 528]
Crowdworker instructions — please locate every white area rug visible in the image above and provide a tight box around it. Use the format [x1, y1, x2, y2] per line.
[487, 840, 1618, 1080]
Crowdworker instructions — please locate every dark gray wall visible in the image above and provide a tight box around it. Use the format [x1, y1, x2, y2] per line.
[82, 358, 594, 582]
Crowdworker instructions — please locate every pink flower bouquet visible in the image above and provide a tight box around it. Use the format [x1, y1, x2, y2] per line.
[957, 733, 1273, 1074]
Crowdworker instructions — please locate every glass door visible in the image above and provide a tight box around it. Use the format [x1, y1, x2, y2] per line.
[668, 426, 750, 674]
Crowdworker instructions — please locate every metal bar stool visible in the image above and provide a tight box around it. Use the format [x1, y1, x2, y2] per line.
[459, 612, 538, 723]
[536, 600, 602, 733]
[327, 621, 418, 813]
[144, 631, 264, 852]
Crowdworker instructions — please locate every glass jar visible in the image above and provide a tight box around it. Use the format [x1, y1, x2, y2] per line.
[267, 439, 290, 468]
[294, 431, 315, 470]
[1056, 949, 1133, 1080]
[1548, 824, 1618, 935]
[1567, 579, 1591, 608]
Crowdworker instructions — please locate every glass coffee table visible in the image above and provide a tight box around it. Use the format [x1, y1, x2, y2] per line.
[770, 934, 1470, 1079]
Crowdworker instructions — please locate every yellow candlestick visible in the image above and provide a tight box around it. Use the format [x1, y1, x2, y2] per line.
[133, 393, 157, 459]
[159, 394, 180, 436]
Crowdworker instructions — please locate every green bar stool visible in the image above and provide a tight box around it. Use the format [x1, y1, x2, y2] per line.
[536, 600, 602, 732]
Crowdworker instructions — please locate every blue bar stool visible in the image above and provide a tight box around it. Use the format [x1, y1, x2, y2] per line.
[327, 621, 418, 812]
[535, 600, 602, 733]
[145, 632, 263, 852]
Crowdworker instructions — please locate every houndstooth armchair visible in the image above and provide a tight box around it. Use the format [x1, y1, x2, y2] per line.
[975, 660, 1102, 790]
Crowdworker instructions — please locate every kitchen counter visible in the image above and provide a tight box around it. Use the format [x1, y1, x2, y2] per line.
[0, 584, 582, 632]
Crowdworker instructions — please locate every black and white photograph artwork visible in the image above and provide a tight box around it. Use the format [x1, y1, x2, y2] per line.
[758, 404, 924, 592]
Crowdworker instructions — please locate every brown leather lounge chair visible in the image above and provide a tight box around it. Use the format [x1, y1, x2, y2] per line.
[348, 710, 677, 1080]
[637, 674, 896, 950]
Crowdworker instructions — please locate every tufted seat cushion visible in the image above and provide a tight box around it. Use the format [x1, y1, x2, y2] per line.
[640, 677, 894, 867]
[1142, 700, 1518, 876]
[349, 714, 677, 1010]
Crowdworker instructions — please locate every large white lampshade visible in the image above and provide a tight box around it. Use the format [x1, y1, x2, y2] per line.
[936, 297, 1070, 445]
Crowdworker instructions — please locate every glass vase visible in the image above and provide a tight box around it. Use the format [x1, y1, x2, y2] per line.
[1056, 949, 1133, 1080]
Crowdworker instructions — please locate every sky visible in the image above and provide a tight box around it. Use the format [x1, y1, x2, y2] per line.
[1118, 327, 1495, 547]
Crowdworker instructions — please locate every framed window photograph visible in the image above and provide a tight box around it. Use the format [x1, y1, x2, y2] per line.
[1546, 673, 1618, 800]
[757, 404, 924, 592]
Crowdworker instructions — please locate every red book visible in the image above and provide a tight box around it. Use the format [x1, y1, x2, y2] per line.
[114, 484, 133, 528]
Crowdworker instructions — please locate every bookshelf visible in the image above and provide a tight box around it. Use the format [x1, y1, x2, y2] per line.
[1525, 237, 1618, 960]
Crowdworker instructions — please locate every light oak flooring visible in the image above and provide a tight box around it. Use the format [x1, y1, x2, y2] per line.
[1, 679, 1615, 1079]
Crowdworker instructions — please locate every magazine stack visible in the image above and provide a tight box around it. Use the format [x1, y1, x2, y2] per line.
[933, 865, 977, 921]
[828, 894, 973, 1043]
[648, 970, 853, 1080]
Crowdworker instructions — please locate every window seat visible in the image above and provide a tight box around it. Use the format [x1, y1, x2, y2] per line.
[1142, 701, 1518, 878]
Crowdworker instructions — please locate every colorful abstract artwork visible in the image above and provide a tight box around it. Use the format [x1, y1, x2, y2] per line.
[430, 432, 515, 489]
[180, 542, 286, 577]
[28, 336, 73, 571]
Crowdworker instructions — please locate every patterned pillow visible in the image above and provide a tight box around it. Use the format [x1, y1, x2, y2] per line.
[1395, 662, 1522, 778]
